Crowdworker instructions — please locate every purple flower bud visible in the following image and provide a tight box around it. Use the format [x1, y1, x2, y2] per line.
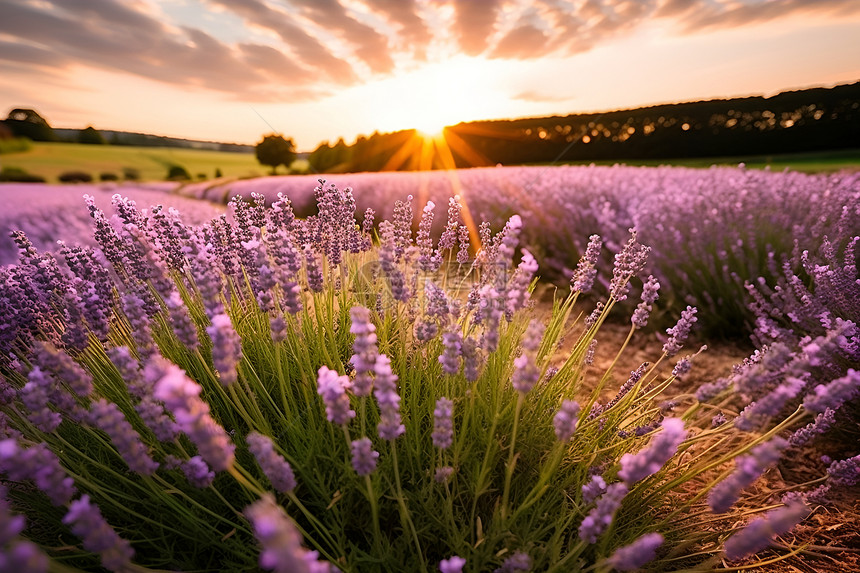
[207, 314, 243, 387]
[506, 249, 538, 316]
[736, 375, 807, 430]
[182, 456, 215, 488]
[90, 399, 159, 475]
[350, 306, 378, 397]
[63, 495, 135, 572]
[610, 230, 650, 302]
[166, 291, 199, 350]
[247, 432, 297, 493]
[245, 493, 335, 573]
[153, 364, 236, 471]
[708, 437, 787, 513]
[618, 418, 687, 486]
[439, 197, 461, 251]
[439, 555, 466, 573]
[316, 366, 355, 426]
[512, 354, 540, 394]
[663, 306, 697, 357]
[0, 439, 76, 506]
[608, 532, 664, 571]
[803, 369, 860, 414]
[417, 201, 442, 272]
[350, 437, 379, 476]
[374, 355, 404, 441]
[581, 474, 607, 505]
[494, 551, 531, 573]
[724, 501, 808, 561]
[826, 454, 860, 486]
[439, 330, 463, 375]
[579, 482, 628, 543]
[571, 235, 602, 293]
[432, 397, 454, 449]
[434, 466, 455, 483]
[554, 400, 581, 441]
[0, 539, 49, 572]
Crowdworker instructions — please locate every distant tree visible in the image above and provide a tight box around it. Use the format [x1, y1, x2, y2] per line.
[58, 170, 93, 183]
[166, 164, 190, 180]
[255, 134, 296, 175]
[78, 126, 107, 145]
[122, 167, 140, 181]
[99, 172, 119, 182]
[4, 108, 58, 141]
[215, 167, 223, 178]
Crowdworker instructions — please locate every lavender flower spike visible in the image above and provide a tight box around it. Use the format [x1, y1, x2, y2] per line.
[153, 364, 236, 472]
[349, 306, 378, 397]
[662, 306, 698, 357]
[351, 437, 379, 476]
[373, 355, 405, 441]
[803, 368, 860, 414]
[63, 495, 135, 572]
[247, 432, 297, 494]
[432, 397, 454, 449]
[90, 399, 159, 476]
[439, 556, 466, 573]
[245, 493, 335, 573]
[708, 437, 787, 513]
[579, 482, 628, 543]
[618, 418, 687, 486]
[724, 501, 809, 561]
[206, 313, 243, 387]
[316, 366, 355, 426]
[553, 400, 581, 441]
[607, 532, 664, 571]
[0, 439, 77, 506]
[570, 234, 602, 293]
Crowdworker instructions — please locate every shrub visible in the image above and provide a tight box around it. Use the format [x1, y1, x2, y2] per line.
[0, 166, 45, 183]
[0, 183, 851, 571]
[166, 164, 190, 181]
[122, 167, 140, 181]
[58, 171, 93, 183]
[99, 172, 119, 182]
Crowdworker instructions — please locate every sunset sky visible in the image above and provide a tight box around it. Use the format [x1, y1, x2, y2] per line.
[1, 0, 859, 151]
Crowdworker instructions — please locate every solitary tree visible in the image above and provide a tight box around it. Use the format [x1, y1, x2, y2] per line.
[255, 134, 296, 175]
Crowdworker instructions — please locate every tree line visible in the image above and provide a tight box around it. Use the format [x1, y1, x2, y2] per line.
[308, 81, 860, 173]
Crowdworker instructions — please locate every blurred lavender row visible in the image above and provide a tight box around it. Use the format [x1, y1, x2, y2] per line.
[0, 183, 223, 266]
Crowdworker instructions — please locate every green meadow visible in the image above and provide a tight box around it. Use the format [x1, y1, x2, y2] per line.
[0, 142, 268, 182]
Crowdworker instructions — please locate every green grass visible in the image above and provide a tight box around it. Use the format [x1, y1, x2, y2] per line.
[555, 148, 860, 173]
[0, 142, 269, 183]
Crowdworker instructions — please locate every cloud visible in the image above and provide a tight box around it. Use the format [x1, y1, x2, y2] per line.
[0, 0, 857, 105]
[512, 90, 577, 103]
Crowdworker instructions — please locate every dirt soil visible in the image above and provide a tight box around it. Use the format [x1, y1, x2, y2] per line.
[571, 315, 860, 572]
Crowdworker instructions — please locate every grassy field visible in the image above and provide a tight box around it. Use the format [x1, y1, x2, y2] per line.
[0, 141, 271, 182]
[555, 148, 860, 173]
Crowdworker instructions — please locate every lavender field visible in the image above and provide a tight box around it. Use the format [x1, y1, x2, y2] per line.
[0, 166, 858, 572]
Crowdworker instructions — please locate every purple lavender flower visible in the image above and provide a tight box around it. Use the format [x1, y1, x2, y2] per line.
[349, 306, 377, 397]
[374, 355, 405, 441]
[579, 482, 628, 543]
[506, 249, 539, 317]
[632, 275, 661, 328]
[439, 555, 466, 573]
[63, 495, 135, 572]
[417, 201, 442, 272]
[554, 400, 581, 441]
[0, 440, 76, 506]
[585, 339, 597, 366]
[457, 224, 471, 263]
[434, 466, 455, 483]
[166, 291, 200, 350]
[20, 367, 62, 432]
[182, 456, 215, 488]
[708, 437, 787, 513]
[462, 336, 481, 382]
[90, 399, 159, 476]
[618, 418, 687, 486]
[439, 330, 463, 375]
[206, 313, 243, 387]
[609, 230, 650, 302]
[439, 196, 461, 251]
[662, 306, 698, 357]
[245, 493, 335, 573]
[581, 474, 607, 505]
[571, 234, 602, 293]
[247, 432, 297, 493]
[493, 551, 531, 573]
[304, 246, 324, 293]
[512, 354, 540, 394]
[585, 302, 604, 329]
[607, 532, 664, 571]
[432, 397, 454, 449]
[803, 368, 860, 414]
[826, 454, 860, 486]
[724, 501, 808, 561]
[153, 364, 236, 472]
[350, 437, 379, 476]
[735, 374, 806, 430]
[316, 366, 355, 426]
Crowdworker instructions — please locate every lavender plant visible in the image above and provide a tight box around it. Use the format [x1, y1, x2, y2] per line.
[0, 181, 833, 571]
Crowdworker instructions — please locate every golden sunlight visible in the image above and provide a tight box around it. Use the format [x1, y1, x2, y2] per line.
[364, 56, 502, 135]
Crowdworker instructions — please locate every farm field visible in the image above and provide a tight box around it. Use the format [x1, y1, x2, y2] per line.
[0, 142, 267, 182]
[0, 166, 858, 572]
